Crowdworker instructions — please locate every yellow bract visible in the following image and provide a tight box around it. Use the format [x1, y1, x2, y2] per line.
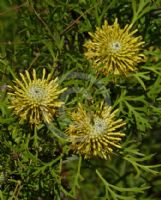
[66, 102, 125, 159]
[84, 19, 145, 76]
[8, 69, 66, 125]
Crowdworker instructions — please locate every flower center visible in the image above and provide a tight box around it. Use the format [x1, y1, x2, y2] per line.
[28, 85, 47, 102]
[110, 41, 121, 52]
[92, 117, 107, 135]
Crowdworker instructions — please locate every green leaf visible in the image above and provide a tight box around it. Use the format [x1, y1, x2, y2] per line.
[96, 169, 149, 200]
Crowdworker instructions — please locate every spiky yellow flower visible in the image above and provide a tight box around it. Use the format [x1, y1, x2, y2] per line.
[84, 19, 145, 76]
[66, 103, 125, 159]
[8, 69, 66, 125]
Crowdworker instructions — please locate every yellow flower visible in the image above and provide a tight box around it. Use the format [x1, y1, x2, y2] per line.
[84, 19, 145, 76]
[66, 102, 125, 159]
[8, 69, 66, 125]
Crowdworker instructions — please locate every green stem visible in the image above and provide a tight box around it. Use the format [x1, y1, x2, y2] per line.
[33, 126, 38, 147]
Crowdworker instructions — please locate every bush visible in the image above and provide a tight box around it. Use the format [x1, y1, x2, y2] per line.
[0, 0, 161, 199]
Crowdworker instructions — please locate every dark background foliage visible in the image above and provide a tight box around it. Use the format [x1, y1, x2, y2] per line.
[0, 0, 161, 199]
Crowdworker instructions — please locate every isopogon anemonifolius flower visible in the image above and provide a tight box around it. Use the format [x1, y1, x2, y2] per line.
[8, 69, 66, 125]
[66, 102, 125, 159]
[84, 19, 145, 76]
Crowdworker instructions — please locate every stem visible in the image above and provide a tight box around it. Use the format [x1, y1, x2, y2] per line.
[33, 125, 38, 147]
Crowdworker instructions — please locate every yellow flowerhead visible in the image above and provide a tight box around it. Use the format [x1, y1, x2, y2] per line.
[8, 69, 66, 125]
[84, 19, 145, 76]
[66, 102, 125, 159]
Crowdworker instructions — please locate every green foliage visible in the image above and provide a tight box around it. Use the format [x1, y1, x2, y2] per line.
[0, 0, 161, 199]
[96, 169, 149, 200]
